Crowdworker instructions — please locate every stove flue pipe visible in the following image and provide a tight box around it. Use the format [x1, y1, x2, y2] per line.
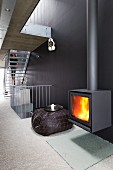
[87, 0, 98, 90]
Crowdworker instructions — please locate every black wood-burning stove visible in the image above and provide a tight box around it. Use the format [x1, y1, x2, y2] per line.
[68, 0, 112, 133]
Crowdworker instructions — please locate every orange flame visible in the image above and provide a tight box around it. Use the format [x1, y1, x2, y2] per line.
[71, 96, 89, 122]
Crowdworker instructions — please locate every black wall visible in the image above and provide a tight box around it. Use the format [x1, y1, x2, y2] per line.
[95, 0, 113, 142]
[26, 0, 113, 143]
[26, 0, 87, 108]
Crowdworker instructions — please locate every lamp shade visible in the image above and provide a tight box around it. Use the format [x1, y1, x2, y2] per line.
[48, 38, 56, 51]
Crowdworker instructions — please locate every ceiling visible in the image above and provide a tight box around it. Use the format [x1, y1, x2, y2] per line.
[0, 0, 48, 61]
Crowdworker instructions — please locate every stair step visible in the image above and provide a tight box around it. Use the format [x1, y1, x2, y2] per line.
[7, 72, 25, 74]
[8, 69, 26, 71]
[6, 80, 23, 81]
[9, 65, 25, 67]
[6, 81, 23, 82]
[9, 61, 26, 64]
[4, 95, 12, 97]
[9, 57, 29, 59]
[9, 64, 26, 66]
[7, 73, 24, 75]
[5, 86, 13, 87]
[6, 80, 24, 81]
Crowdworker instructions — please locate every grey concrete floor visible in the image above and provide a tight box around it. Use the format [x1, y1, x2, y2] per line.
[0, 96, 113, 170]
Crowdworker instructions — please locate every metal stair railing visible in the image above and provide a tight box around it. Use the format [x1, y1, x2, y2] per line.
[4, 50, 31, 96]
[10, 85, 52, 119]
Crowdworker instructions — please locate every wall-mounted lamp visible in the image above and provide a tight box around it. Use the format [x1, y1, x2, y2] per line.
[5, 8, 11, 12]
[48, 38, 56, 51]
[31, 52, 40, 59]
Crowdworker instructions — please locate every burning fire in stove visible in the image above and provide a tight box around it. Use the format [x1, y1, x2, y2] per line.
[71, 96, 89, 122]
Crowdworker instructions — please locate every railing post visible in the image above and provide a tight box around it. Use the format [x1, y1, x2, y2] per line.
[42, 86, 44, 107]
[39, 86, 40, 108]
[49, 86, 50, 105]
[46, 86, 47, 106]
[36, 86, 37, 108]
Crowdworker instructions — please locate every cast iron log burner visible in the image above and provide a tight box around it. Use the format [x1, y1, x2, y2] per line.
[68, 0, 112, 133]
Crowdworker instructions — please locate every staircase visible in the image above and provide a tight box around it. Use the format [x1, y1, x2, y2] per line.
[4, 50, 30, 96]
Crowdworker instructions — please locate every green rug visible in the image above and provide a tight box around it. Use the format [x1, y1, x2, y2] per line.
[47, 127, 113, 170]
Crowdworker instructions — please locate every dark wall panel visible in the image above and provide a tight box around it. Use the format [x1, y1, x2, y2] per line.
[27, 0, 87, 108]
[95, 0, 113, 142]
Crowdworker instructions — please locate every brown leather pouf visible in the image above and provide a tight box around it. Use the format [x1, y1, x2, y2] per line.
[31, 108, 73, 136]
